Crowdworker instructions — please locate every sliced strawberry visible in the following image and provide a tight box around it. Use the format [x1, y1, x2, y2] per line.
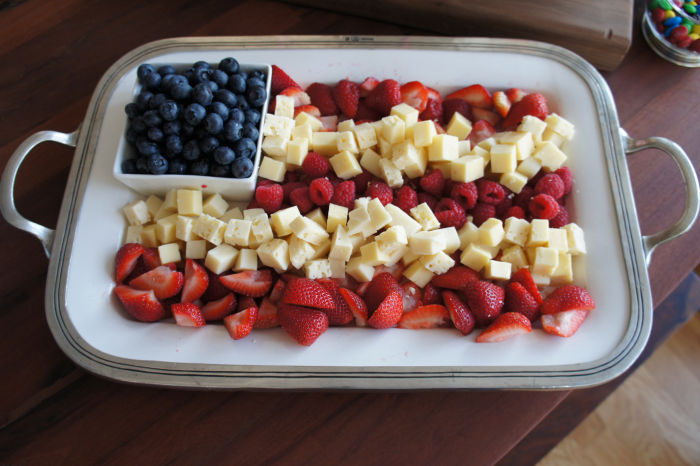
[268, 279, 286, 303]
[359, 76, 379, 97]
[317, 278, 354, 325]
[401, 282, 423, 313]
[306, 82, 338, 115]
[279, 87, 311, 106]
[140, 247, 162, 270]
[431, 265, 479, 290]
[333, 79, 360, 118]
[541, 285, 596, 315]
[202, 269, 231, 302]
[398, 304, 450, 329]
[541, 309, 589, 337]
[374, 263, 405, 281]
[129, 266, 184, 300]
[254, 297, 280, 329]
[475, 312, 532, 342]
[501, 92, 549, 129]
[472, 107, 500, 127]
[422, 282, 441, 305]
[365, 79, 401, 116]
[492, 91, 511, 118]
[220, 270, 273, 297]
[445, 84, 492, 109]
[294, 104, 321, 118]
[171, 302, 206, 328]
[505, 88, 527, 104]
[271, 65, 300, 95]
[338, 287, 368, 327]
[278, 303, 329, 346]
[419, 86, 443, 121]
[181, 259, 209, 303]
[113, 285, 166, 322]
[200, 293, 236, 321]
[367, 290, 403, 329]
[319, 115, 338, 131]
[442, 98, 473, 125]
[364, 272, 402, 312]
[504, 282, 540, 322]
[115, 243, 144, 283]
[442, 290, 476, 335]
[510, 268, 543, 304]
[223, 305, 258, 340]
[282, 278, 335, 310]
[468, 120, 496, 146]
[355, 100, 382, 121]
[462, 279, 505, 327]
[399, 81, 429, 113]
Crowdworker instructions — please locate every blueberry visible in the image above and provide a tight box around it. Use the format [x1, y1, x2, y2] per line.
[125, 103, 140, 119]
[130, 116, 147, 133]
[208, 101, 229, 120]
[136, 137, 159, 156]
[223, 120, 243, 142]
[234, 94, 250, 110]
[147, 126, 164, 142]
[219, 57, 239, 74]
[242, 122, 259, 141]
[168, 158, 188, 175]
[210, 163, 231, 177]
[137, 64, 156, 84]
[126, 127, 139, 144]
[203, 80, 219, 92]
[165, 134, 183, 156]
[213, 146, 236, 165]
[192, 83, 213, 106]
[246, 85, 267, 107]
[121, 158, 137, 174]
[190, 158, 210, 176]
[195, 126, 208, 140]
[144, 71, 162, 91]
[249, 69, 266, 81]
[211, 69, 228, 88]
[157, 65, 176, 76]
[231, 157, 253, 178]
[194, 67, 211, 84]
[136, 91, 153, 111]
[228, 73, 246, 94]
[246, 77, 265, 90]
[182, 139, 201, 161]
[184, 103, 206, 125]
[147, 154, 169, 174]
[235, 137, 257, 159]
[159, 100, 179, 121]
[142, 110, 162, 127]
[229, 107, 245, 124]
[183, 67, 197, 84]
[199, 136, 220, 154]
[136, 156, 150, 174]
[202, 113, 223, 135]
[214, 89, 237, 108]
[244, 109, 261, 125]
[162, 120, 181, 135]
[169, 76, 192, 100]
[181, 124, 195, 138]
[194, 60, 210, 69]
[161, 73, 176, 90]
[149, 93, 168, 110]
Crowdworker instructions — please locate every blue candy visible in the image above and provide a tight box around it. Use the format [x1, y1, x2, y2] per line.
[663, 16, 682, 28]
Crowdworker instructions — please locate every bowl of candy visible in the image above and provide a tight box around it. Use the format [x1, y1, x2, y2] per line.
[643, 0, 700, 67]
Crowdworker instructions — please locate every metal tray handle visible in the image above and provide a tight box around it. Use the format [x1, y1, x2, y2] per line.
[1, 129, 79, 258]
[620, 128, 700, 266]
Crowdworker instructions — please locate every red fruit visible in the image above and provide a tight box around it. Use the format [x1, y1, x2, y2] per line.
[364, 272, 402, 312]
[302, 151, 330, 178]
[333, 79, 360, 117]
[309, 177, 334, 206]
[368, 290, 403, 329]
[271, 65, 300, 95]
[366, 180, 393, 205]
[279, 87, 311, 106]
[255, 183, 284, 214]
[527, 169, 546, 188]
[550, 205, 569, 228]
[306, 82, 338, 115]
[289, 187, 314, 214]
[495, 196, 513, 220]
[320, 115, 338, 131]
[246, 199, 261, 210]
[472, 107, 501, 127]
[355, 100, 382, 121]
[220, 270, 273, 297]
[417, 192, 438, 211]
[468, 120, 496, 146]
[419, 169, 445, 197]
[475, 312, 532, 343]
[398, 304, 450, 329]
[282, 181, 307, 203]
[463, 280, 505, 327]
[359, 76, 379, 97]
[502, 93, 549, 129]
[504, 282, 540, 322]
[442, 291, 475, 335]
[529, 193, 560, 220]
[471, 202, 496, 226]
[400, 81, 429, 113]
[505, 88, 527, 104]
[202, 269, 231, 302]
[554, 166, 573, 194]
[442, 98, 473, 125]
[278, 303, 329, 345]
[513, 186, 535, 211]
[435, 198, 467, 229]
[268, 279, 286, 303]
[492, 90, 511, 118]
[140, 247, 163, 270]
[541, 285, 596, 315]
[365, 79, 402, 116]
[317, 279, 354, 325]
[535, 173, 565, 199]
[374, 263, 406, 281]
[504, 205, 526, 219]
[451, 182, 478, 210]
[181, 259, 209, 303]
[330, 180, 356, 209]
[419, 87, 443, 121]
[171, 302, 206, 328]
[282, 278, 336, 310]
[541, 309, 589, 337]
[115, 243, 145, 283]
[445, 84, 492, 109]
[477, 179, 507, 205]
[223, 305, 258, 340]
[114, 285, 166, 322]
[201, 293, 237, 321]
[351, 169, 373, 196]
[129, 266, 184, 300]
[510, 268, 543, 305]
[394, 185, 418, 213]
[432, 265, 479, 290]
[401, 282, 423, 313]
[254, 297, 280, 329]
[338, 288, 368, 327]
[293, 104, 322, 118]
[423, 283, 441, 305]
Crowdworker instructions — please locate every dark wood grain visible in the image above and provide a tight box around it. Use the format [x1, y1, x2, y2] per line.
[0, 0, 698, 464]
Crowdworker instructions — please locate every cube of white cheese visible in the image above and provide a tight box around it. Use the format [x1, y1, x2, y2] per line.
[311, 131, 339, 156]
[258, 156, 286, 182]
[145, 195, 163, 219]
[499, 171, 529, 194]
[496, 131, 534, 160]
[446, 112, 472, 140]
[419, 251, 455, 275]
[460, 243, 492, 272]
[158, 243, 181, 265]
[367, 198, 392, 232]
[409, 230, 446, 255]
[516, 156, 542, 179]
[262, 135, 288, 158]
[156, 214, 178, 244]
[354, 122, 378, 150]
[286, 138, 309, 166]
[533, 141, 567, 171]
[176, 189, 203, 217]
[329, 225, 354, 262]
[500, 245, 528, 270]
[330, 150, 363, 179]
[263, 113, 294, 139]
[337, 130, 359, 154]
[249, 213, 274, 248]
[451, 155, 484, 183]
[478, 218, 505, 247]
[489, 144, 517, 173]
[224, 219, 252, 247]
[410, 203, 440, 231]
[385, 204, 422, 236]
[504, 217, 531, 246]
[290, 216, 329, 245]
[347, 204, 374, 238]
[550, 252, 573, 284]
[123, 200, 151, 226]
[274, 94, 295, 118]
[176, 215, 198, 242]
[306, 207, 327, 230]
[219, 207, 243, 223]
[413, 120, 437, 148]
[204, 244, 239, 274]
[484, 260, 512, 280]
[518, 115, 547, 142]
[234, 248, 258, 271]
[185, 239, 207, 260]
[360, 241, 390, 266]
[202, 194, 229, 218]
[124, 225, 143, 244]
[257, 239, 290, 272]
[428, 134, 459, 162]
[269, 206, 302, 237]
[390, 102, 419, 127]
[545, 113, 575, 140]
[193, 214, 227, 246]
[326, 203, 348, 233]
[378, 158, 404, 188]
[402, 261, 435, 288]
[288, 235, 315, 270]
[458, 221, 479, 249]
[295, 112, 323, 131]
[346, 256, 375, 283]
[564, 223, 587, 255]
[527, 218, 550, 247]
[532, 247, 559, 276]
[381, 115, 406, 144]
[548, 228, 569, 252]
[359, 148, 384, 179]
[437, 227, 460, 254]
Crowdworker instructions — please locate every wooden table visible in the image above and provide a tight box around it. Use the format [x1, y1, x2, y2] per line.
[1, 1, 698, 464]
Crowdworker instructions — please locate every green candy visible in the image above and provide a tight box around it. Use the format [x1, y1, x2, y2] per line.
[649, 0, 671, 10]
[682, 19, 693, 33]
[683, 3, 696, 14]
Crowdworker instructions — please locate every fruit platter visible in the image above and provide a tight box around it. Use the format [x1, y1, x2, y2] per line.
[2, 36, 697, 390]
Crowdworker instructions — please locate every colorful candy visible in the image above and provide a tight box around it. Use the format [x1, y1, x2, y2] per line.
[648, 0, 700, 53]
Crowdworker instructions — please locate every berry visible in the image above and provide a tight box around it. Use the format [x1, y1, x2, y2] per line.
[502, 93, 549, 129]
[364, 272, 402, 312]
[365, 79, 402, 116]
[223, 120, 243, 142]
[146, 154, 168, 175]
[535, 173, 565, 199]
[183, 103, 206, 125]
[181, 259, 209, 303]
[309, 177, 334, 206]
[351, 169, 373, 195]
[278, 303, 329, 346]
[255, 183, 284, 214]
[513, 186, 534, 210]
[231, 157, 253, 178]
[511, 268, 543, 305]
[463, 280, 505, 327]
[282, 278, 336, 310]
[254, 298, 280, 329]
[477, 180, 506, 205]
[398, 304, 450, 329]
[201, 293, 237, 321]
[475, 312, 532, 343]
[468, 120, 496, 146]
[504, 282, 540, 322]
[394, 185, 418, 213]
[541, 307, 589, 337]
[541, 285, 596, 315]
[330, 180, 356, 209]
[338, 288, 368, 327]
[234, 137, 257, 159]
[270, 65, 300, 95]
[442, 291, 476, 335]
[422, 283, 441, 305]
[435, 198, 467, 229]
[171, 302, 206, 328]
[399, 81, 429, 113]
[333, 79, 360, 117]
[554, 166, 573, 194]
[293, 104, 321, 118]
[289, 187, 314, 214]
[203, 113, 224, 134]
[419, 169, 445, 197]
[529, 193, 560, 220]
[246, 84, 267, 107]
[316, 279, 354, 325]
[278, 87, 311, 106]
[366, 180, 393, 205]
[302, 151, 330, 178]
[214, 89, 237, 109]
[445, 84, 492, 109]
[504, 205, 526, 219]
[219, 270, 273, 297]
[367, 290, 403, 329]
[359, 76, 379, 96]
[113, 285, 166, 322]
[282, 181, 307, 203]
[401, 282, 423, 313]
[192, 83, 214, 106]
[223, 305, 258, 340]
[305, 82, 337, 115]
[492, 90, 511, 118]
[451, 182, 478, 210]
[550, 205, 569, 228]
[213, 146, 235, 165]
[442, 98, 473, 124]
[115, 243, 145, 283]
[431, 265, 479, 290]
[417, 192, 438, 211]
[419, 87, 443, 121]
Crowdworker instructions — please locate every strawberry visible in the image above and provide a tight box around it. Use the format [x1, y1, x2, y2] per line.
[333, 79, 360, 118]
[445, 84, 492, 109]
[401, 282, 423, 313]
[200, 293, 237, 321]
[317, 278, 354, 325]
[365, 79, 401, 116]
[254, 297, 280, 329]
[510, 268, 543, 304]
[475, 312, 532, 343]
[220, 270, 273, 297]
[306, 82, 338, 115]
[541, 309, 589, 337]
[282, 278, 336, 310]
[504, 282, 540, 322]
[338, 287, 368, 327]
[319, 115, 338, 131]
[355, 100, 382, 121]
[271, 65, 300, 95]
[441, 98, 473, 125]
[540, 285, 596, 315]
[359, 76, 379, 97]
[398, 304, 450, 329]
[400, 81, 429, 113]
[468, 119, 496, 146]
[367, 290, 403, 329]
[181, 259, 209, 303]
[268, 279, 286, 303]
[501, 92, 549, 129]
[129, 266, 184, 300]
[422, 282, 441, 305]
[373, 263, 405, 281]
[492, 90, 511, 118]
[140, 246, 163, 271]
[278, 303, 329, 346]
[431, 265, 479, 290]
[293, 104, 322, 118]
[114, 285, 166, 322]
[223, 305, 258, 340]
[472, 107, 500, 127]
[364, 272, 402, 312]
[462, 280, 505, 327]
[441, 290, 476, 335]
[115, 243, 144, 283]
[202, 269, 232, 302]
[279, 87, 311, 106]
[505, 88, 527, 104]
[171, 302, 206, 328]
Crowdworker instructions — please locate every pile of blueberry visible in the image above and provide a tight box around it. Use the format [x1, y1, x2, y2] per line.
[121, 57, 267, 179]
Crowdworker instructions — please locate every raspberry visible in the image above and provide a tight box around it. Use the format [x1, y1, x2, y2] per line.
[351, 169, 373, 195]
[309, 178, 334, 206]
[394, 185, 418, 213]
[327, 173, 342, 186]
[477, 179, 506, 205]
[435, 199, 467, 228]
[366, 180, 393, 205]
[289, 187, 314, 214]
[419, 169, 445, 197]
[257, 179, 274, 187]
[471, 202, 496, 226]
[495, 196, 513, 219]
[513, 186, 534, 210]
[554, 166, 573, 194]
[246, 199, 261, 210]
[306, 82, 338, 116]
[527, 169, 546, 188]
[529, 193, 560, 220]
[550, 205, 569, 227]
[417, 192, 438, 211]
[284, 171, 300, 184]
[282, 181, 306, 203]
[535, 173, 565, 199]
[331, 180, 356, 209]
[451, 182, 478, 210]
[255, 183, 284, 214]
[504, 206, 526, 219]
[302, 151, 330, 178]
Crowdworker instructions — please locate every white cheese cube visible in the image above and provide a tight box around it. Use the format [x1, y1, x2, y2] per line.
[290, 216, 329, 245]
[451, 155, 484, 183]
[124, 225, 142, 244]
[156, 214, 178, 244]
[243, 208, 267, 220]
[504, 217, 531, 246]
[337, 130, 359, 154]
[262, 135, 288, 158]
[360, 241, 390, 266]
[377, 137, 392, 157]
[516, 156, 542, 179]
[360, 148, 384, 178]
[489, 144, 517, 173]
[381, 115, 406, 144]
[402, 261, 435, 288]
[329, 259, 346, 279]
[497, 131, 534, 160]
[145, 195, 163, 219]
[234, 248, 258, 271]
[329, 225, 353, 262]
[532, 247, 559, 276]
[248, 213, 274, 247]
[402, 249, 421, 266]
[347, 204, 373, 238]
[274, 95, 295, 118]
[310, 237, 331, 261]
[500, 171, 528, 194]
[419, 251, 455, 275]
[533, 141, 567, 171]
[446, 112, 472, 140]
[158, 243, 181, 265]
[257, 239, 290, 272]
[378, 158, 404, 188]
[458, 221, 479, 249]
[258, 156, 286, 182]
[518, 115, 547, 142]
[460, 243, 492, 271]
[269, 206, 301, 237]
[288, 235, 315, 270]
[410, 203, 440, 231]
[428, 134, 459, 162]
[548, 228, 569, 252]
[224, 219, 252, 247]
[155, 189, 178, 220]
[201, 194, 229, 218]
[286, 138, 309, 166]
[354, 122, 378, 150]
[478, 218, 505, 247]
[311, 131, 339, 156]
[263, 113, 294, 139]
[551, 252, 573, 284]
[402, 146, 428, 179]
[123, 200, 151, 226]
[545, 113, 575, 140]
[306, 207, 327, 230]
[385, 204, 422, 236]
[295, 112, 323, 131]
[376, 225, 409, 253]
[176, 189, 202, 216]
[500, 245, 528, 270]
[484, 260, 512, 280]
[477, 136, 496, 151]
[527, 219, 550, 247]
[176, 215, 198, 242]
[326, 203, 348, 233]
[346, 256, 375, 282]
[185, 239, 207, 260]
[437, 227, 460, 254]
[367, 198, 392, 231]
[391, 140, 420, 170]
[409, 230, 446, 255]
[337, 119, 355, 133]
[413, 120, 437, 148]
[330, 150, 363, 179]
[565, 223, 587, 255]
[457, 140, 472, 156]
[219, 207, 243, 223]
[391, 102, 419, 127]
[204, 244, 239, 274]
[383, 244, 409, 267]
[291, 122, 313, 141]
[140, 225, 158, 248]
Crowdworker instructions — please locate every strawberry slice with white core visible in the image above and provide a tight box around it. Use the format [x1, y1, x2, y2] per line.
[398, 304, 450, 329]
[400, 81, 429, 113]
[114, 243, 144, 283]
[181, 259, 209, 303]
[492, 91, 511, 118]
[475, 312, 532, 343]
[278, 87, 311, 106]
[219, 270, 273, 297]
[171, 302, 206, 328]
[541, 309, 589, 337]
[114, 285, 166, 322]
[223, 305, 258, 340]
[200, 293, 237, 321]
[338, 288, 368, 327]
[401, 282, 423, 313]
[445, 84, 493, 109]
[541, 285, 596, 315]
[129, 265, 184, 300]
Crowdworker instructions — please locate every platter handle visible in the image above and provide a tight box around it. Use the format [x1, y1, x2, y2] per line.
[0, 129, 79, 258]
[620, 128, 699, 266]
